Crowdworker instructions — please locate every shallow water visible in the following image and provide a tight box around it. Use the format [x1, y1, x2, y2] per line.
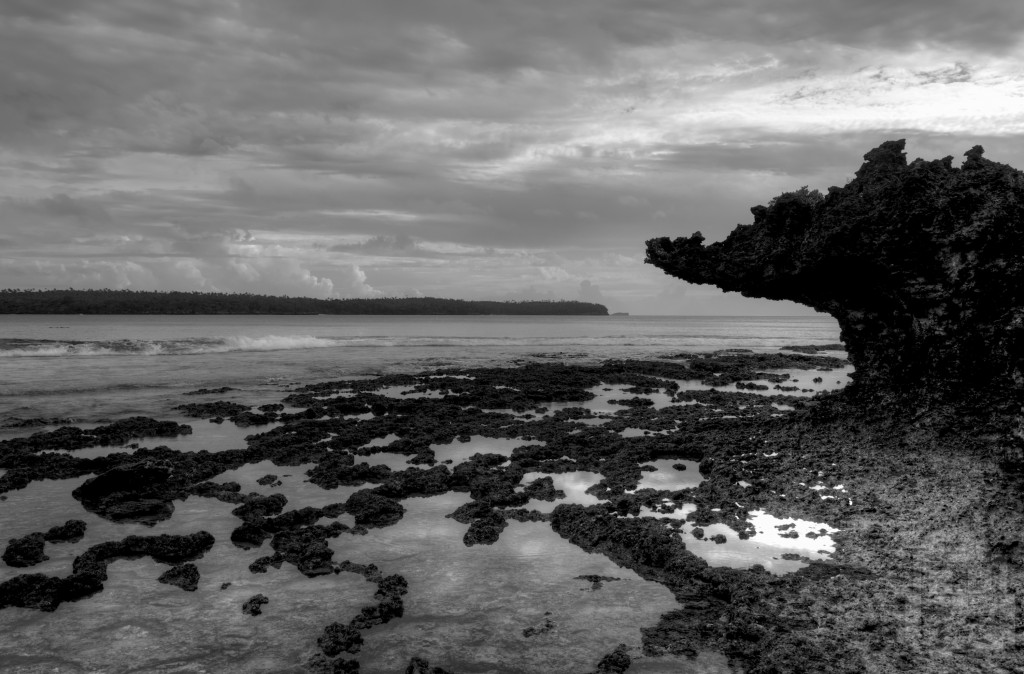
[620, 427, 672, 438]
[0, 492, 378, 673]
[634, 460, 703, 492]
[634, 507, 839, 575]
[363, 451, 416, 471]
[207, 460, 359, 531]
[0, 315, 850, 672]
[519, 471, 606, 513]
[672, 364, 854, 398]
[40, 416, 274, 460]
[678, 509, 838, 575]
[331, 494, 683, 674]
[431, 436, 544, 465]
[0, 470, 727, 672]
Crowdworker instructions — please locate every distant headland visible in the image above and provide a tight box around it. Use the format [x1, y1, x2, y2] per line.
[0, 289, 608, 316]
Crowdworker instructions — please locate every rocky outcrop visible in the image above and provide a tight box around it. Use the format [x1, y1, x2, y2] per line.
[592, 644, 631, 674]
[405, 657, 453, 674]
[0, 532, 215, 611]
[317, 622, 362, 656]
[2, 520, 87, 567]
[44, 520, 87, 543]
[72, 461, 177, 524]
[646, 140, 1024, 400]
[157, 562, 200, 591]
[344, 490, 405, 528]
[242, 593, 269, 616]
[266, 523, 350, 577]
[0, 417, 191, 453]
[2, 533, 47, 567]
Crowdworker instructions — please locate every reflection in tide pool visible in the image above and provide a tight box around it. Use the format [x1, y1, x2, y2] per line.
[0, 381, 843, 671]
[0, 483, 378, 672]
[0, 474, 703, 672]
[519, 471, 605, 513]
[39, 417, 277, 460]
[359, 435, 545, 471]
[363, 451, 414, 471]
[0, 468, 839, 670]
[634, 460, 703, 491]
[375, 386, 443, 399]
[158, 418, 280, 453]
[509, 457, 840, 576]
[333, 493, 683, 674]
[545, 385, 676, 417]
[620, 427, 671, 438]
[638, 506, 839, 575]
[210, 459, 359, 524]
[430, 435, 544, 465]
[672, 363, 854, 398]
[360, 433, 401, 449]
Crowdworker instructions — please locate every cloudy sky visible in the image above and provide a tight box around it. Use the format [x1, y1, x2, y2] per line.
[3, 1, 1024, 314]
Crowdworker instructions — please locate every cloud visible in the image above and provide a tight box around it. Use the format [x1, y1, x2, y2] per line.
[331, 233, 418, 254]
[578, 279, 608, 305]
[2, 1, 1024, 312]
[29, 194, 115, 226]
[0, 254, 377, 299]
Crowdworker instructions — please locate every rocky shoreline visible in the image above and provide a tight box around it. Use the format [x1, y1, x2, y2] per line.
[4, 142, 1024, 671]
[1, 342, 1018, 672]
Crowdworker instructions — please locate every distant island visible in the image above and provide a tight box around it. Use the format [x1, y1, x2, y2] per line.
[0, 289, 608, 316]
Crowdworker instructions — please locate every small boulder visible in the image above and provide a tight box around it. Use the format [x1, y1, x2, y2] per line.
[318, 622, 363, 656]
[157, 562, 200, 591]
[242, 593, 269, 616]
[345, 490, 405, 528]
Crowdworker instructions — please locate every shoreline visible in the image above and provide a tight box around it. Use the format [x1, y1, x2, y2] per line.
[1, 351, 1019, 672]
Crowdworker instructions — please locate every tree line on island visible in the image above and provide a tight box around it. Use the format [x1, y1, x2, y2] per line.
[0, 289, 608, 316]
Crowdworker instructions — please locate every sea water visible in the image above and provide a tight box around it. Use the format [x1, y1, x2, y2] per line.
[0, 315, 840, 428]
[0, 315, 842, 672]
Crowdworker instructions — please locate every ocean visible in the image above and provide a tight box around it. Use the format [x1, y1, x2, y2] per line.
[0, 314, 840, 431]
[0, 314, 844, 673]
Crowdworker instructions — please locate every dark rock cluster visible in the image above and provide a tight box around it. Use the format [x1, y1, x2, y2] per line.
[0, 532, 215, 611]
[1, 520, 87, 568]
[174, 400, 278, 426]
[157, 562, 200, 591]
[2, 532, 47, 568]
[242, 593, 269, 616]
[646, 140, 1024, 402]
[404, 657, 453, 674]
[0, 417, 191, 453]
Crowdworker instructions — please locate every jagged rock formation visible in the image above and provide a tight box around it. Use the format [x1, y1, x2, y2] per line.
[646, 140, 1024, 400]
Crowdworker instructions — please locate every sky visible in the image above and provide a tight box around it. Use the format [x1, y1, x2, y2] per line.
[2, 1, 1024, 315]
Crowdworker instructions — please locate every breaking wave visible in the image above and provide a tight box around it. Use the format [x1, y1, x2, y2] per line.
[0, 332, 824, 358]
[0, 335, 341, 358]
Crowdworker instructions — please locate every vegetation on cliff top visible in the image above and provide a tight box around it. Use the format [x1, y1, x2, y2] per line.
[0, 289, 608, 316]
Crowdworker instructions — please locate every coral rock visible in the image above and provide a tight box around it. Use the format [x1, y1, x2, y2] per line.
[646, 140, 1024, 399]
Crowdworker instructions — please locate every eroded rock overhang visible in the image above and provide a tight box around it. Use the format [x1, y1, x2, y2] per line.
[645, 140, 1024, 401]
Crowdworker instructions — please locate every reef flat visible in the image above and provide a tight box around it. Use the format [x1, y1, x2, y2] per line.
[0, 350, 840, 671]
[0, 341, 1016, 672]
